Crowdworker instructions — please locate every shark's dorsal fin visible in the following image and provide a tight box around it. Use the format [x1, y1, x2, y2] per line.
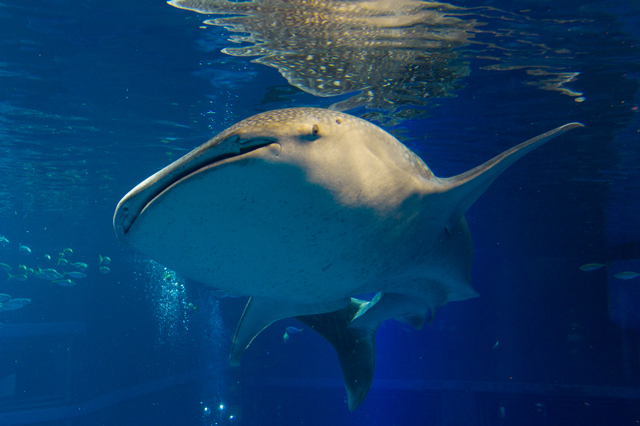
[437, 123, 583, 221]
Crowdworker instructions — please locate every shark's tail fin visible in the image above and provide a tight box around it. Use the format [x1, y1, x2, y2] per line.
[295, 298, 379, 411]
[295, 292, 437, 411]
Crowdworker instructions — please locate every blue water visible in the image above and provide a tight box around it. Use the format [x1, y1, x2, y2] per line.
[0, 0, 639, 425]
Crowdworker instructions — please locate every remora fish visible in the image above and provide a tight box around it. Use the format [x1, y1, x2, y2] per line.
[113, 108, 582, 410]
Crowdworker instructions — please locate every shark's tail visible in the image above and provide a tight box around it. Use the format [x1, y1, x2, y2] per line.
[295, 298, 379, 411]
[295, 291, 448, 410]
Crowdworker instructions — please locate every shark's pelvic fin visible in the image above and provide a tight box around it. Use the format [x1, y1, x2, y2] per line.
[351, 292, 429, 330]
[230, 296, 349, 366]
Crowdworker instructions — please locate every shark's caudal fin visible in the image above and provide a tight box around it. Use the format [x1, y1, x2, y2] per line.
[295, 298, 379, 411]
[295, 293, 435, 411]
[438, 122, 583, 221]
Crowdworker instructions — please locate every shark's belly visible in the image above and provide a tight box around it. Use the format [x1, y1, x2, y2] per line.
[128, 158, 426, 303]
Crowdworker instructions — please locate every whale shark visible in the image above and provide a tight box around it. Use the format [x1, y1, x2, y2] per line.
[114, 107, 582, 410]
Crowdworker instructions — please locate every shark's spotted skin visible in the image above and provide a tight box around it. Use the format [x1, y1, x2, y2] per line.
[114, 107, 582, 410]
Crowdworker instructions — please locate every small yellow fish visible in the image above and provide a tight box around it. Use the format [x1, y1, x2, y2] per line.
[614, 271, 640, 280]
[62, 248, 73, 256]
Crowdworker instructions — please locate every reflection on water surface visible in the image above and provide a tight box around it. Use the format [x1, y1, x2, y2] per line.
[170, 0, 584, 120]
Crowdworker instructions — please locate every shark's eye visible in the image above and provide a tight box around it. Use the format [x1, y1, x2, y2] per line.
[300, 124, 321, 141]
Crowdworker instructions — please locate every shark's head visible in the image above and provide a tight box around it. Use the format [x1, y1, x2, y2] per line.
[114, 107, 432, 244]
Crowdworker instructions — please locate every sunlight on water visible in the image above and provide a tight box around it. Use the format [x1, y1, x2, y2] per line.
[170, 0, 588, 125]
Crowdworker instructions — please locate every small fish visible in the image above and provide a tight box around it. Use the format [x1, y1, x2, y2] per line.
[99, 255, 111, 265]
[18, 264, 27, 272]
[283, 326, 303, 343]
[64, 271, 87, 279]
[0, 294, 11, 302]
[19, 244, 31, 255]
[57, 258, 68, 266]
[0, 298, 31, 311]
[62, 248, 73, 256]
[579, 263, 609, 272]
[26, 268, 35, 276]
[0, 263, 12, 272]
[99, 266, 110, 274]
[44, 254, 51, 261]
[69, 262, 88, 271]
[7, 273, 27, 281]
[0, 235, 9, 246]
[614, 271, 640, 280]
[493, 340, 499, 349]
[188, 302, 197, 311]
[35, 268, 64, 280]
[53, 278, 76, 287]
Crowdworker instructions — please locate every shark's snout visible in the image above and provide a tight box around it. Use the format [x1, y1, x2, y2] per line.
[113, 136, 281, 244]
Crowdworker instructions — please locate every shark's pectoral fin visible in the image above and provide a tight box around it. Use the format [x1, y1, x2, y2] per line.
[230, 297, 349, 366]
[295, 298, 377, 411]
[440, 122, 584, 220]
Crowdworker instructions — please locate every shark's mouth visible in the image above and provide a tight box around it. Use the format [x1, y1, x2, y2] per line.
[114, 136, 278, 241]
